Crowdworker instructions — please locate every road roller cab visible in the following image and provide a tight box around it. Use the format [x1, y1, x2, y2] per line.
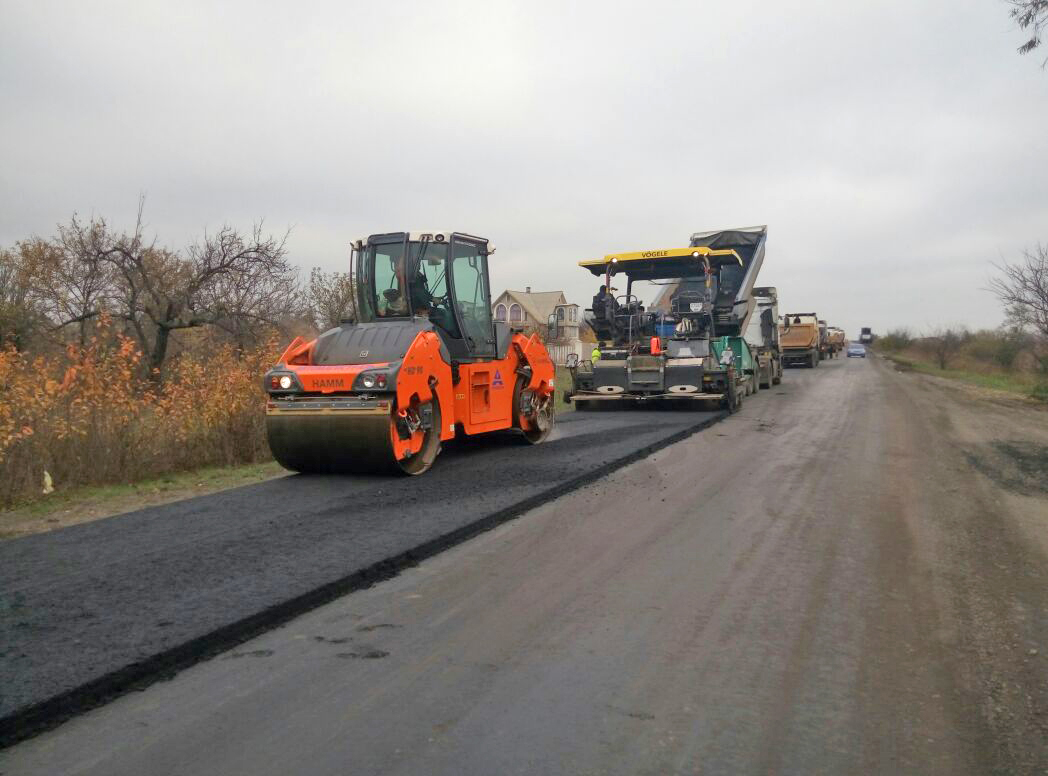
[264, 231, 556, 475]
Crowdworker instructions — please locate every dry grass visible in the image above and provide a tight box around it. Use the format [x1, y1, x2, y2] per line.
[875, 328, 1047, 403]
[879, 350, 1045, 402]
[0, 319, 280, 508]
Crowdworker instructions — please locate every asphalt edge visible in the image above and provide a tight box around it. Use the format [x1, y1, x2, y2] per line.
[0, 410, 726, 749]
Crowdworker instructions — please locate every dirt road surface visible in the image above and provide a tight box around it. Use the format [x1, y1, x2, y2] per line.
[3, 356, 1047, 775]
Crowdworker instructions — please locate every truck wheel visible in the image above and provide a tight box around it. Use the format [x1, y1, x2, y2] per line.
[722, 375, 738, 414]
[723, 392, 737, 413]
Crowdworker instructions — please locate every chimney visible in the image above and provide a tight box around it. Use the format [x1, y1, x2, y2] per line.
[525, 286, 531, 294]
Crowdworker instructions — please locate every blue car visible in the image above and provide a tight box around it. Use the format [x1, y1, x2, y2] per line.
[847, 344, 866, 358]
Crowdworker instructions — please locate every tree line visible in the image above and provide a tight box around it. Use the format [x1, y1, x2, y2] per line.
[0, 203, 357, 377]
[874, 244, 1048, 398]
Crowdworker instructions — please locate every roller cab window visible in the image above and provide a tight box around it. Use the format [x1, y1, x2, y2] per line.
[409, 241, 460, 338]
[356, 235, 466, 342]
[449, 239, 495, 357]
[364, 238, 410, 319]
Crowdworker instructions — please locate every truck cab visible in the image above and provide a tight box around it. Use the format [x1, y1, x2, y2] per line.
[744, 286, 783, 388]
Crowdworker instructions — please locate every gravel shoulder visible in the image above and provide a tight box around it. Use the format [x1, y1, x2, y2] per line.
[874, 355, 1048, 772]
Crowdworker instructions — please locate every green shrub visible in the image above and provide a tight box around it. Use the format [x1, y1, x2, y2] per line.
[965, 329, 1029, 370]
[877, 328, 913, 351]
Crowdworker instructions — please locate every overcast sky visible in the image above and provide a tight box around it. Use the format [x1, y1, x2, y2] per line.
[2, 0, 1046, 337]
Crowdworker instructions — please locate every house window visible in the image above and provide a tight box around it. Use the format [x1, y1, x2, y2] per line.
[557, 307, 565, 320]
[494, 303, 507, 321]
[510, 303, 523, 322]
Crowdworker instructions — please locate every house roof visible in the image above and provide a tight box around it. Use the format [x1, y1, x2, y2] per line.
[494, 289, 571, 324]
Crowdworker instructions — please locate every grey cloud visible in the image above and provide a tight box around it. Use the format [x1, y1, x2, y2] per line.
[2, 0, 1045, 337]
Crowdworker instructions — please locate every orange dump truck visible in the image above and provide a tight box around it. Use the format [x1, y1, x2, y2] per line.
[779, 313, 821, 368]
[826, 327, 846, 357]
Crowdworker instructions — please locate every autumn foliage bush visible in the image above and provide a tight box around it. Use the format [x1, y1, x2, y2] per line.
[0, 319, 280, 507]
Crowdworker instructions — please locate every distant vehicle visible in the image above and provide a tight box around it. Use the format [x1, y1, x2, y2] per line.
[826, 326, 846, 357]
[780, 312, 821, 368]
[859, 327, 873, 344]
[847, 344, 867, 358]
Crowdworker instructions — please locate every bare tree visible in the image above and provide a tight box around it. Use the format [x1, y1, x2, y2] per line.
[0, 249, 46, 350]
[990, 244, 1048, 338]
[14, 223, 115, 345]
[1008, 0, 1048, 63]
[25, 202, 297, 375]
[190, 229, 302, 351]
[307, 267, 357, 331]
[927, 327, 966, 370]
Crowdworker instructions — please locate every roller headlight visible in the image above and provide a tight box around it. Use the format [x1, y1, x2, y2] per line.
[361, 375, 376, 389]
[278, 375, 293, 390]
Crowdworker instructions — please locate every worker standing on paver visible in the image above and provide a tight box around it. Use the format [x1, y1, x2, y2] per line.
[591, 344, 602, 362]
[719, 342, 735, 368]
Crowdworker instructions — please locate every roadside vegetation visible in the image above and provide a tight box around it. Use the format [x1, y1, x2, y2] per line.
[0, 320, 280, 508]
[875, 245, 1048, 402]
[876, 331, 1046, 400]
[0, 206, 348, 509]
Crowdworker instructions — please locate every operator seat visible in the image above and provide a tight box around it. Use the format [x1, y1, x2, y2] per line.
[671, 291, 704, 315]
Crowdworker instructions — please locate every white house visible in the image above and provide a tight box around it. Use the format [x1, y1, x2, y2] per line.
[491, 287, 585, 363]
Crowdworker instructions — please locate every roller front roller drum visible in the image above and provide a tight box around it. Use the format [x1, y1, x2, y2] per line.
[266, 397, 442, 475]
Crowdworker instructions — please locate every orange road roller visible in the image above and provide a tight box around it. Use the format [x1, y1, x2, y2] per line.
[264, 231, 556, 475]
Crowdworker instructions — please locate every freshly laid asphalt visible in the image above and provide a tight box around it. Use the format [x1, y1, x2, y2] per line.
[0, 407, 721, 746]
